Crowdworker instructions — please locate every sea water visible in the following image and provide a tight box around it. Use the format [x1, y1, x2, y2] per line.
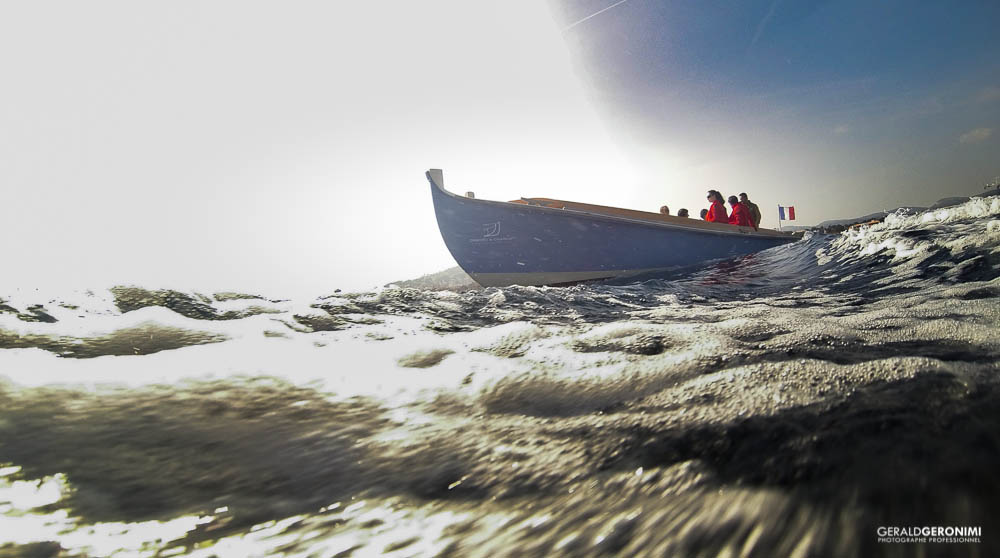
[1, 196, 998, 557]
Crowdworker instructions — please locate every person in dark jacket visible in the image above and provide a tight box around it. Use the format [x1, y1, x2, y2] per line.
[705, 190, 728, 223]
[740, 192, 761, 228]
[728, 195, 757, 229]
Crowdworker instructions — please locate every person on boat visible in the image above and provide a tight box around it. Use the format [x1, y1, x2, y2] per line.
[705, 190, 728, 223]
[659, 205, 670, 215]
[728, 195, 757, 230]
[677, 208, 689, 217]
[740, 192, 762, 228]
[700, 208, 709, 220]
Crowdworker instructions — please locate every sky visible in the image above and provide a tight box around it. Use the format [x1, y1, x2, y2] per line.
[551, 0, 1000, 221]
[1, 0, 997, 296]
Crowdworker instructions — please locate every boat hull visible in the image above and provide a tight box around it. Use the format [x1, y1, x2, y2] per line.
[426, 169, 799, 287]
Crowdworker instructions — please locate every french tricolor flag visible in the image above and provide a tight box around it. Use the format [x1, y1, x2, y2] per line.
[778, 205, 796, 221]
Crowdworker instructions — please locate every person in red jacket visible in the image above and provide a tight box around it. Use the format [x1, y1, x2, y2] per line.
[727, 195, 757, 230]
[705, 190, 728, 223]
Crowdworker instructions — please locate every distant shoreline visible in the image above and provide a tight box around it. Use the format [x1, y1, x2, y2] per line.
[387, 266, 481, 292]
[785, 187, 1000, 233]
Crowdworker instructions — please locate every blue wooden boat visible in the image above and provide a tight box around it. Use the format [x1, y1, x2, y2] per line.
[426, 169, 800, 287]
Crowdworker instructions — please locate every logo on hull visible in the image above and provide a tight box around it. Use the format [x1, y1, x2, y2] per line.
[471, 222, 514, 243]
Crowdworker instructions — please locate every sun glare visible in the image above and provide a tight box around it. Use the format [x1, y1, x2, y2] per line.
[0, 1, 637, 295]
[276, 1, 638, 291]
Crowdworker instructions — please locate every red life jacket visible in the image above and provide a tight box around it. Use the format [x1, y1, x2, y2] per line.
[728, 203, 756, 229]
[706, 200, 728, 223]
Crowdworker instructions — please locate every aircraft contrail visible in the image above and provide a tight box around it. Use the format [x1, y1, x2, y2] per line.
[564, 0, 631, 31]
[750, 0, 781, 47]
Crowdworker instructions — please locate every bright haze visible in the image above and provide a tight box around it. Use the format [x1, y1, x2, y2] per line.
[2, 1, 997, 296]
